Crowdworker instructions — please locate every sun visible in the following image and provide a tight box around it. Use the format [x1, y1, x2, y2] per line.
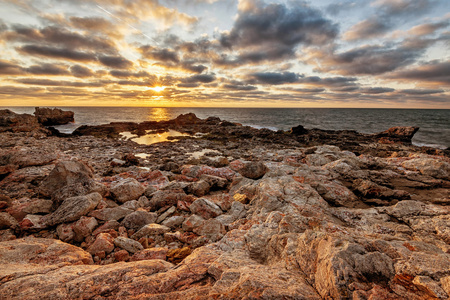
[149, 86, 166, 92]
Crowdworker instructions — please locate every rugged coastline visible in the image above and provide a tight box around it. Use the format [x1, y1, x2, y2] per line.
[1, 108, 449, 299]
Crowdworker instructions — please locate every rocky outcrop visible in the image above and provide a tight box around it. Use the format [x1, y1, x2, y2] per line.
[0, 109, 44, 133]
[34, 107, 74, 125]
[0, 113, 449, 299]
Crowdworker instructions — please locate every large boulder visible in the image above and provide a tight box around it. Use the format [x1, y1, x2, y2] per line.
[375, 126, 419, 143]
[34, 107, 74, 126]
[39, 160, 104, 205]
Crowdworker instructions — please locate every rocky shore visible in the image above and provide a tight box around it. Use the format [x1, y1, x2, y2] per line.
[0, 108, 449, 299]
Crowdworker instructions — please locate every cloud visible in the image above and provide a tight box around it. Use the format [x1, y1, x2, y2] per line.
[17, 45, 97, 62]
[0, 60, 25, 75]
[223, 84, 258, 91]
[109, 70, 151, 78]
[249, 72, 301, 85]
[139, 46, 180, 63]
[24, 63, 70, 75]
[97, 55, 133, 69]
[297, 76, 358, 87]
[15, 78, 105, 87]
[5, 25, 117, 53]
[325, 1, 361, 15]
[360, 87, 395, 94]
[181, 74, 216, 84]
[400, 88, 444, 94]
[344, 0, 435, 41]
[219, 0, 337, 64]
[408, 21, 449, 36]
[70, 65, 95, 78]
[387, 60, 450, 85]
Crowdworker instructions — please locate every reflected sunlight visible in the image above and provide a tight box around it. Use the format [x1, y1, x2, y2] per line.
[149, 107, 170, 122]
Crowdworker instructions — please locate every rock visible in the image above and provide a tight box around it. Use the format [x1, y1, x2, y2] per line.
[114, 249, 130, 262]
[114, 236, 144, 253]
[131, 224, 171, 240]
[39, 160, 103, 205]
[376, 126, 419, 143]
[354, 251, 395, 281]
[110, 178, 145, 203]
[149, 190, 190, 211]
[34, 107, 74, 125]
[89, 207, 133, 221]
[121, 210, 157, 230]
[189, 198, 223, 219]
[121, 200, 142, 210]
[0, 109, 43, 133]
[290, 124, 308, 135]
[57, 223, 75, 242]
[73, 216, 98, 242]
[162, 216, 185, 228]
[87, 232, 115, 255]
[441, 276, 450, 296]
[193, 219, 226, 242]
[186, 180, 211, 197]
[19, 214, 46, 230]
[131, 247, 168, 261]
[43, 192, 102, 226]
[0, 212, 19, 230]
[413, 276, 448, 299]
[166, 247, 192, 264]
[235, 161, 268, 179]
[92, 220, 120, 236]
[182, 214, 206, 231]
[156, 206, 176, 223]
[402, 158, 450, 180]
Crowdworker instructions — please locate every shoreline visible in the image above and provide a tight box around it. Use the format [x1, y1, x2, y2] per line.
[1, 108, 449, 299]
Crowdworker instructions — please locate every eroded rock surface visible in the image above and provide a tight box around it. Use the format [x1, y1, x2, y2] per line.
[0, 111, 449, 299]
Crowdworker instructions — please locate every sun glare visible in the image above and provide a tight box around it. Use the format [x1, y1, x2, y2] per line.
[149, 86, 166, 92]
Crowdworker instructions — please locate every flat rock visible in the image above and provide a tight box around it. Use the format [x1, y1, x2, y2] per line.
[114, 236, 144, 253]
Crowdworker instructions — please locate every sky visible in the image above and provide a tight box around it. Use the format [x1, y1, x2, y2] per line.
[0, 0, 449, 108]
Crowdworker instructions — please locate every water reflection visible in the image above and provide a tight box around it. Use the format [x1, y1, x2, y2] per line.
[121, 129, 190, 145]
[148, 107, 170, 122]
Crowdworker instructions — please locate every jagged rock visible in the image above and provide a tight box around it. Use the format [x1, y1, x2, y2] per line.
[0, 212, 19, 230]
[189, 198, 223, 219]
[131, 223, 170, 240]
[114, 236, 144, 253]
[186, 180, 211, 197]
[87, 232, 115, 255]
[110, 178, 145, 203]
[34, 107, 74, 125]
[92, 220, 120, 236]
[39, 160, 104, 205]
[121, 210, 157, 230]
[376, 126, 419, 143]
[19, 214, 46, 230]
[73, 216, 98, 242]
[89, 206, 133, 221]
[131, 247, 168, 261]
[193, 219, 226, 242]
[402, 157, 450, 180]
[182, 214, 206, 231]
[43, 192, 102, 226]
[162, 216, 185, 228]
[57, 223, 75, 242]
[290, 124, 308, 135]
[149, 190, 189, 211]
[235, 161, 268, 179]
[156, 206, 176, 223]
[0, 109, 43, 133]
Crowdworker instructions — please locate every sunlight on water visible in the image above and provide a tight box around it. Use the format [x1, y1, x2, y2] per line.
[120, 129, 190, 145]
[148, 107, 170, 122]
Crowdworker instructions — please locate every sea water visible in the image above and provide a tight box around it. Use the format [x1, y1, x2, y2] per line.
[4, 107, 450, 149]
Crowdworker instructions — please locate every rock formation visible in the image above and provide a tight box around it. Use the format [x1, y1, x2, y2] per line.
[0, 110, 449, 299]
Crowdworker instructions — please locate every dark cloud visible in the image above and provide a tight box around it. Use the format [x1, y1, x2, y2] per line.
[223, 84, 258, 91]
[250, 72, 301, 85]
[181, 74, 216, 84]
[25, 63, 69, 75]
[6, 25, 117, 53]
[360, 87, 395, 94]
[70, 65, 95, 78]
[177, 83, 200, 88]
[109, 70, 151, 78]
[18, 45, 96, 62]
[98, 55, 133, 69]
[15, 78, 105, 87]
[298, 76, 358, 87]
[139, 45, 180, 63]
[0, 60, 25, 75]
[400, 89, 445, 95]
[387, 61, 450, 85]
[282, 87, 326, 93]
[181, 63, 207, 74]
[325, 1, 361, 16]
[344, 0, 435, 41]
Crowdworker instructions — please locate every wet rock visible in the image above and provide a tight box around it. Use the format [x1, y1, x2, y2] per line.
[290, 124, 308, 135]
[43, 192, 102, 226]
[131, 247, 168, 261]
[121, 210, 157, 230]
[110, 178, 145, 203]
[114, 236, 144, 253]
[87, 232, 115, 255]
[131, 223, 170, 240]
[189, 198, 223, 219]
[34, 107, 74, 126]
[89, 206, 133, 221]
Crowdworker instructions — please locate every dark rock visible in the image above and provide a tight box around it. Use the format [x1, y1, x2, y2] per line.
[237, 161, 268, 179]
[0, 109, 44, 133]
[375, 126, 419, 143]
[34, 107, 74, 126]
[121, 210, 157, 230]
[290, 125, 308, 135]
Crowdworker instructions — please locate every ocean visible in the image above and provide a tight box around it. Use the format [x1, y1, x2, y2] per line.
[4, 107, 450, 149]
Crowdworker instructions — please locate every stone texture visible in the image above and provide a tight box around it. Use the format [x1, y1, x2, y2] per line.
[43, 192, 102, 226]
[189, 198, 223, 219]
[34, 107, 74, 125]
[0, 212, 19, 230]
[121, 210, 157, 230]
[131, 247, 168, 261]
[87, 233, 115, 255]
[114, 236, 144, 253]
[89, 206, 133, 221]
[110, 178, 145, 203]
[131, 223, 171, 240]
